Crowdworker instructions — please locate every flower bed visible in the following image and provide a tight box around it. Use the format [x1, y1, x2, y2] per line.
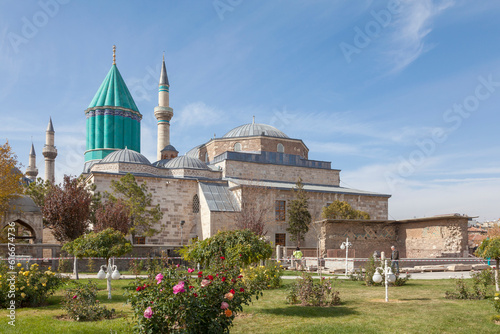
[126, 258, 261, 333]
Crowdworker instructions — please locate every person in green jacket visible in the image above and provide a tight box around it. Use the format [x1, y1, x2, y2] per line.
[293, 247, 303, 270]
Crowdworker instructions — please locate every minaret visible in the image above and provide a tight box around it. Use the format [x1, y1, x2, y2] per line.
[42, 117, 57, 183]
[25, 142, 38, 181]
[154, 54, 174, 161]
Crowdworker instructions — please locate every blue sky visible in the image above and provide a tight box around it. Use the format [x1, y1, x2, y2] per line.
[1, 0, 500, 221]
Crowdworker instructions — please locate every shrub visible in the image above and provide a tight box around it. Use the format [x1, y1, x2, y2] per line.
[287, 274, 341, 306]
[126, 258, 260, 333]
[0, 261, 67, 308]
[493, 292, 500, 313]
[241, 261, 283, 290]
[57, 257, 71, 273]
[445, 274, 491, 300]
[180, 229, 272, 267]
[130, 259, 144, 277]
[62, 280, 115, 321]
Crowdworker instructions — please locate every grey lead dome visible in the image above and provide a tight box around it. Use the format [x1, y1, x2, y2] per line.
[101, 148, 151, 165]
[164, 155, 209, 169]
[223, 123, 289, 139]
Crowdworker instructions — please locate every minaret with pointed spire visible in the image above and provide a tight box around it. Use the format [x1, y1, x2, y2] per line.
[25, 142, 38, 181]
[42, 117, 57, 183]
[154, 53, 174, 161]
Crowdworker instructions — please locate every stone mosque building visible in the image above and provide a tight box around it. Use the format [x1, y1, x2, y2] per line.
[79, 49, 391, 250]
[11, 49, 471, 260]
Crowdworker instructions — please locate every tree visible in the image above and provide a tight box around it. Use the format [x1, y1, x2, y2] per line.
[322, 200, 370, 220]
[108, 173, 163, 240]
[286, 178, 312, 247]
[63, 228, 132, 299]
[42, 175, 92, 242]
[0, 141, 24, 216]
[43, 175, 93, 280]
[180, 229, 272, 267]
[475, 237, 500, 291]
[234, 183, 274, 236]
[94, 199, 131, 234]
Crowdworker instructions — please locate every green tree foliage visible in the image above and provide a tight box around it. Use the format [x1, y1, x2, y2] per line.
[475, 237, 500, 291]
[322, 200, 371, 220]
[63, 228, 132, 262]
[286, 178, 312, 247]
[0, 141, 24, 215]
[25, 177, 51, 208]
[107, 173, 163, 239]
[180, 229, 272, 267]
[42, 175, 92, 242]
[63, 228, 132, 299]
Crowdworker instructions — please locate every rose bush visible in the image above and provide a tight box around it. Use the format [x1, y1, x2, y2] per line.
[126, 257, 261, 334]
[62, 280, 114, 321]
[240, 261, 283, 291]
[0, 261, 67, 308]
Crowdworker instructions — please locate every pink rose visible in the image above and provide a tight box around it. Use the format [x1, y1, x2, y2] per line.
[173, 281, 186, 294]
[188, 268, 194, 273]
[221, 302, 229, 309]
[144, 306, 153, 319]
[72, 295, 77, 299]
[201, 279, 211, 287]
[155, 273, 164, 284]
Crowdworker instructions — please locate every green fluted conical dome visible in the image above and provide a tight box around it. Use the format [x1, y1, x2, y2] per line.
[88, 64, 139, 112]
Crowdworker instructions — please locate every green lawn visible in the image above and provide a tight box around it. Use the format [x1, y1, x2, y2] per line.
[1, 278, 499, 333]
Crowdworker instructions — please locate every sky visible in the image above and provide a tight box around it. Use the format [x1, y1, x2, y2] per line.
[1, 0, 500, 222]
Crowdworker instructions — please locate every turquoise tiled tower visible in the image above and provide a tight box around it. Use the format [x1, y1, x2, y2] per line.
[84, 46, 142, 167]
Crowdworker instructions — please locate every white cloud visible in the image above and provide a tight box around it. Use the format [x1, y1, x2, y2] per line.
[173, 102, 226, 128]
[385, 0, 454, 73]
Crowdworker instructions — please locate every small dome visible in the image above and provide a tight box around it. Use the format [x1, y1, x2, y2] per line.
[186, 144, 202, 159]
[164, 156, 209, 170]
[152, 159, 171, 168]
[223, 123, 289, 138]
[101, 148, 151, 165]
[8, 195, 41, 213]
[161, 144, 178, 153]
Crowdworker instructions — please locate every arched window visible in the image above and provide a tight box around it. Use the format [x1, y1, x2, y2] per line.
[277, 143, 284, 153]
[192, 194, 200, 213]
[234, 143, 242, 152]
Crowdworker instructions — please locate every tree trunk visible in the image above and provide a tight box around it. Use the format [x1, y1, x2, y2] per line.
[73, 256, 79, 280]
[495, 259, 499, 292]
[107, 258, 112, 299]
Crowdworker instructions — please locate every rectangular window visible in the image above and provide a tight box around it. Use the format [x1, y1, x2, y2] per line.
[275, 233, 286, 247]
[275, 200, 286, 221]
[134, 237, 146, 245]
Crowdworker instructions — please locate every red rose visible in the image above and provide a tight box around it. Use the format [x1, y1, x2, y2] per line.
[231, 279, 236, 283]
[220, 256, 225, 260]
[230, 289, 235, 294]
[136, 286, 142, 291]
[237, 275, 243, 279]
[240, 288, 245, 292]
[208, 275, 214, 280]
[193, 293, 198, 297]
[198, 271, 203, 278]
[221, 277, 226, 282]
[189, 285, 194, 289]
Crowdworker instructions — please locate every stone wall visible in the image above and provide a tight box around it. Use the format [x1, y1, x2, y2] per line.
[217, 160, 340, 186]
[399, 216, 469, 258]
[89, 173, 201, 246]
[316, 215, 469, 259]
[202, 136, 309, 162]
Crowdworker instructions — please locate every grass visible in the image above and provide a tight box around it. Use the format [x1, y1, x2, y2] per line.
[1, 278, 499, 333]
